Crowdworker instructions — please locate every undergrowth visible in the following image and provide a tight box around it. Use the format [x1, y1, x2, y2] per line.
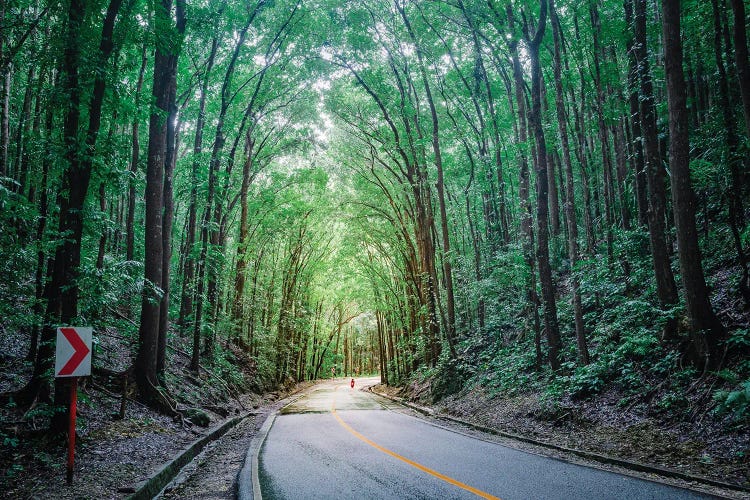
[424, 228, 750, 427]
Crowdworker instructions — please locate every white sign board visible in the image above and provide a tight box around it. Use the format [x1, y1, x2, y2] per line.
[55, 327, 92, 377]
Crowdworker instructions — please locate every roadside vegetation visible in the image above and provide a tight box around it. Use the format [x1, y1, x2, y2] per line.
[1, 0, 748, 492]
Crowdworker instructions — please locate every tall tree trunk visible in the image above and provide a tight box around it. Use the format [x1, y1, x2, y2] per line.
[0, 64, 9, 179]
[97, 182, 107, 269]
[730, 0, 750, 136]
[508, 15, 542, 368]
[612, 121, 631, 231]
[14, 65, 34, 194]
[662, 0, 726, 369]
[28, 94, 54, 363]
[525, 0, 562, 371]
[550, 0, 589, 365]
[712, 0, 745, 224]
[635, 0, 679, 339]
[711, 0, 750, 305]
[398, 2, 456, 356]
[570, 82, 596, 254]
[179, 36, 219, 332]
[0, 1, 5, 179]
[232, 134, 255, 343]
[460, 0, 509, 244]
[194, 10, 257, 365]
[624, 0, 649, 228]
[156, 90, 180, 379]
[135, 0, 184, 406]
[589, 1, 615, 264]
[21, 0, 124, 433]
[540, 75, 561, 238]
[126, 45, 147, 262]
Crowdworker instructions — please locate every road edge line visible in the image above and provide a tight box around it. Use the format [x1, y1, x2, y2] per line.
[127, 412, 248, 500]
[368, 386, 749, 497]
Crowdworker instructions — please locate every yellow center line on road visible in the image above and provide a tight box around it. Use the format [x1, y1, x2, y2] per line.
[330, 384, 501, 500]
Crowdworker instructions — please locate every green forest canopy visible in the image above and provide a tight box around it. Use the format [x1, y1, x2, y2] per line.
[1, 0, 749, 425]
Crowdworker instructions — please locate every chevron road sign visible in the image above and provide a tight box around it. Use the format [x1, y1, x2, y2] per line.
[55, 327, 92, 378]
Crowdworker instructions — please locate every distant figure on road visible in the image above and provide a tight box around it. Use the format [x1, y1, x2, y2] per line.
[331, 366, 335, 378]
[350, 378, 355, 389]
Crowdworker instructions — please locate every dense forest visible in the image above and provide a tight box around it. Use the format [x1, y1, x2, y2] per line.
[1, 0, 749, 462]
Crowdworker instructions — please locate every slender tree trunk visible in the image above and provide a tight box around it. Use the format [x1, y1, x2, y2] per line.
[97, 182, 107, 269]
[508, 18, 542, 368]
[711, 0, 750, 305]
[730, 0, 750, 136]
[612, 121, 631, 231]
[28, 96, 54, 363]
[0, 64, 9, 179]
[525, 0, 562, 371]
[156, 91, 180, 379]
[22, 0, 124, 433]
[662, 0, 726, 369]
[398, 3, 456, 356]
[712, 0, 745, 225]
[232, 134, 255, 343]
[179, 36, 219, 332]
[194, 12, 256, 364]
[14, 65, 34, 194]
[136, 0, 184, 406]
[570, 85, 596, 254]
[624, 0, 649, 228]
[126, 46, 147, 262]
[541, 75, 561, 238]
[550, 0, 588, 365]
[635, 0, 680, 339]
[589, 1, 615, 264]
[0, 2, 5, 179]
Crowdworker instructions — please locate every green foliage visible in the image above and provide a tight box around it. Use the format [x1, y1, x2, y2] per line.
[657, 391, 689, 413]
[465, 335, 539, 397]
[1, 430, 19, 449]
[567, 363, 606, 399]
[451, 229, 700, 410]
[22, 402, 58, 424]
[430, 345, 468, 401]
[725, 329, 750, 351]
[713, 380, 750, 423]
[1, 0, 748, 447]
[4, 464, 24, 479]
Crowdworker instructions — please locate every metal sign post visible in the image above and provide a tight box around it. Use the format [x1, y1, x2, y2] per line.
[67, 377, 78, 485]
[55, 327, 92, 485]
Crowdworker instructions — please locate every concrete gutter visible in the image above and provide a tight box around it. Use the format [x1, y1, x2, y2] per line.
[369, 386, 750, 497]
[236, 413, 276, 500]
[127, 412, 249, 500]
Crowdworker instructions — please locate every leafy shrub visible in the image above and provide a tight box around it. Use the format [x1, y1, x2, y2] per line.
[713, 380, 750, 423]
[1, 430, 19, 449]
[430, 346, 468, 401]
[568, 363, 606, 399]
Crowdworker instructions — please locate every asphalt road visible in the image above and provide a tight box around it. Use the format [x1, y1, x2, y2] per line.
[257, 378, 710, 500]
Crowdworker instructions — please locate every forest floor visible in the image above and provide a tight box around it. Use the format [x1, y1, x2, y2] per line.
[0, 326, 312, 499]
[377, 378, 750, 497]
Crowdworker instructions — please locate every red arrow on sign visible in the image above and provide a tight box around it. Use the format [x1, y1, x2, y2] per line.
[58, 327, 91, 376]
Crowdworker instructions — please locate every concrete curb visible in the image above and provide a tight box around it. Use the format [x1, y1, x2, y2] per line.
[237, 412, 276, 500]
[127, 412, 249, 500]
[369, 387, 750, 496]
